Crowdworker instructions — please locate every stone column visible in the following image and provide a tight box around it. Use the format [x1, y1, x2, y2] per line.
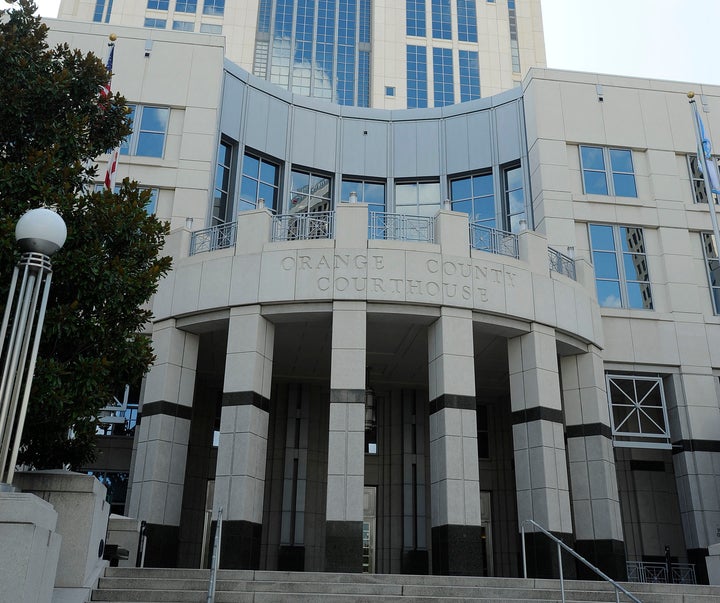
[325, 301, 366, 572]
[508, 323, 573, 578]
[560, 347, 625, 579]
[670, 372, 720, 584]
[214, 305, 274, 568]
[428, 307, 483, 576]
[128, 319, 198, 567]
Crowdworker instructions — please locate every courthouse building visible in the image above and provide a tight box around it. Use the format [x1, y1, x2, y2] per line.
[43, 0, 720, 585]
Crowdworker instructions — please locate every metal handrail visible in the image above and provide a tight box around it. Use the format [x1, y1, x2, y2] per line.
[369, 211, 435, 243]
[548, 247, 577, 280]
[469, 222, 519, 258]
[190, 222, 237, 255]
[206, 506, 223, 603]
[520, 519, 641, 603]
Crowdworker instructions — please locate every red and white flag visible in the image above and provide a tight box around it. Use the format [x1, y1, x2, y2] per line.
[101, 41, 120, 190]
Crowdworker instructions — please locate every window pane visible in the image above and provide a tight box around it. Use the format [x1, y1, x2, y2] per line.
[291, 170, 310, 192]
[581, 146, 605, 170]
[507, 189, 524, 213]
[240, 177, 257, 203]
[506, 166, 522, 190]
[584, 171, 609, 195]
[473, 173, 493, 196]
[626, 282, 653, 309]
[452, 199, 472, 215]
[708, 258, 720, 287]
[613, 173, 637, 197]
[451, 177, 471, 200]
[623, 253, 649, 282]
[609, 149, 633, 173]
[593, 251, 619, 279]
[341, 181, 357, 202]
[619, 227, 644, 252]
[364, 183, 385, 206]
[242, 154, 260, 178]
[395, 183, 416, 206]
[473, 197, 495, 223]
[589, 224, 615, 250]
[258, 183, 276, 208]
[136, 132, 165, 157]
[140, 107, 169, 132]
[596, 280, 622, 308]
[418, 181, 440, 204]
[259, 160, 277, 185]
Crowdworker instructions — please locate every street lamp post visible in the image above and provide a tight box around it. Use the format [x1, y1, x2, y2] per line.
[0, 208, 66, 489]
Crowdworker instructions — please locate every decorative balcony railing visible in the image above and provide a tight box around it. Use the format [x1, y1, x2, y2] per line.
[369, 212, 435, 243]
[626, 561, 697, 584]
[548, 247, 577, 280]
[469, 223, 519, 259]
[189, 221, 237, 256]
[271, 211, 335, 241]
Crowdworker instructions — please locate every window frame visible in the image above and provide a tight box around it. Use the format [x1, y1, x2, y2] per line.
[580, 145, 638, 198]
[589, 223, 653, 310]
[143, 17, 167, 28]
[120, 105, 170, 158]
[701, 232, 720, 314]
[449, 170, 495, 227]
[287, 167, 333, 214]
[202, 0, 224, 16]
[239, 148, 281, 213]
[175, 0, 197, 13]
[606, 373, 671, 449]
[687, 154, 720, 204]
[394, 180, 441, 216]
[147, 0, 169, 9]
[212, 138, 235, 226]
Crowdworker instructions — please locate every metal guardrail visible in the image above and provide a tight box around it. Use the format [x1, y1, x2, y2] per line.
[271, 211, 335, 241]
[469, 223, 519, 258]
[369, 212, 435, 243]
[626, 561, 696, 585]
[206, 506, 223, 603]
[521, 520, 641, 603]
[190, 222, 237, 255]
[548, 247, 577, 280]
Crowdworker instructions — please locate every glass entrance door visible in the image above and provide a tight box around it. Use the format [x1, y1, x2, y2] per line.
[363, 486, 377, 573]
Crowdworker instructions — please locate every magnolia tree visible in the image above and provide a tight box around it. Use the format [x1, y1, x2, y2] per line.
[0, 0, 171, 468]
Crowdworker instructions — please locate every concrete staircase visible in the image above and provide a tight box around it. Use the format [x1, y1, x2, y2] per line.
[91, 567, 720, 603]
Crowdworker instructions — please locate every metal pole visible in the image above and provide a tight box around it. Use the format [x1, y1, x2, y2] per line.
[207, 506, 223, 603]
[558, 541, 565, 603]
[689, 96, 720, 253]
[521, 522, 527, 579]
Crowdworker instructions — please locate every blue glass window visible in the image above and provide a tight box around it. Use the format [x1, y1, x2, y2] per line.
[580, 146, 637, 197]
[342, 179, 386, 213]
[199, 23, 222, 33]
[240, 151, 280, 213]
[175, 0, 196, 12]
[702, 233, 720, 314]
[385, 86, 396, 97]
[590, 224, 652, 309]
[432, 47, 454, 107]
[147, 0, 169, 9]
[143, 17, 167, 28]
[504, 164, 525, 233]
[431, 0, 451, 39]
[172, 20, 194, 31]
[406, 0, 426, 37]
[314, 0, 336, 100]
[289, 169, 332, 214]
[459, 50, 480, 102]
[93, 0, 106, 22]
[212, 140, 233, 225]
[450, 172, 494, 227]
[457, 0, 478, 42]
[105, 0, 113, 22]
[358, 51, 370, 108]
[202, 0, 224, 16]
[257, 0, 272, 32]
[508, 0, 520, 73]
[337, 0, 357, 106]
[359, 0, 371, 44]
[407, 45, 428, 108]
[119, 105, 169, 158]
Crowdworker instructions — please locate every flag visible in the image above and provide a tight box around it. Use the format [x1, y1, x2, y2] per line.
[101, 40, 121, 190]
[104, 146, 120, 190]
[692, 100, 720, 194]
[100, 43, 114, 99]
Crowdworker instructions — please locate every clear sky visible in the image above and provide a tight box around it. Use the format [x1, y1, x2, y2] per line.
[4, 0, 720, 86]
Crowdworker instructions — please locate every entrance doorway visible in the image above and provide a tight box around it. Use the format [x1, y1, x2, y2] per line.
[363, 486, 376, 573]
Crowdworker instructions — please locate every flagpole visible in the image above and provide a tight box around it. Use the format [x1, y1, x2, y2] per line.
[688, 92, 720, 252]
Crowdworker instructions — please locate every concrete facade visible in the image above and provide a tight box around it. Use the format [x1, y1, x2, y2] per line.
[38, 16, 720, 583]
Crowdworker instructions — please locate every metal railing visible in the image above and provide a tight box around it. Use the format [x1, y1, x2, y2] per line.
[626, 561, 696, 584]
[521, 520, 641, 603]
[369, 212, 435, 243]
[206, 506, 223, 603]
[190, 222, 237, 256]
[469, 223, 519, 258]
[272, 211, 335, 241]
[548, 247, 577, 280]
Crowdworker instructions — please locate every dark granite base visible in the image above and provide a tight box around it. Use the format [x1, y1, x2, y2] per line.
[402, 548, 429, 574]
[325, 520, 363, 572]
[574, 539, 626, 580]
[522, 531, 575, 579]
[220, 520, 262, 569]
[431, 524, 486, 576]
[688, 548, 709, 585]
[278, 545, 305, 571]
[144, 523, 179, 567]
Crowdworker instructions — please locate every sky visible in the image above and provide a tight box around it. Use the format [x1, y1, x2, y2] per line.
[3, 0, 720, 86]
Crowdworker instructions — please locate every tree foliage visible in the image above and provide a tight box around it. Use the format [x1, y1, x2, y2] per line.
[0, 1, 172, 468]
